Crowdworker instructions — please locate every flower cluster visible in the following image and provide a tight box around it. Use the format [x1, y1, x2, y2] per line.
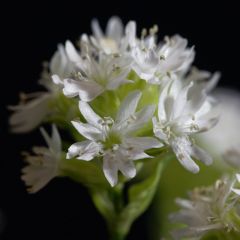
[10, 17, 219, 190]
[170, 174, 240, 239]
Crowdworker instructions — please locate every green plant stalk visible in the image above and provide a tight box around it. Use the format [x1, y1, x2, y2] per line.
[92, 151, 174, 240]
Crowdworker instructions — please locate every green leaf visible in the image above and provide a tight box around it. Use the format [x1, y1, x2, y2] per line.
[109, 154, 173, 237]
[119, 158, 166, 228]
[90, 189, 116, 224]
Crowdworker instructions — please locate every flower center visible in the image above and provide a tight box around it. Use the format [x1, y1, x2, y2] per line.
[99, 38, 119, 54]
[103, 131, 122, 150]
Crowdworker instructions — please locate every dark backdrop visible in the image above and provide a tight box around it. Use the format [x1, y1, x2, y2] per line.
[1, 1, 239, 239]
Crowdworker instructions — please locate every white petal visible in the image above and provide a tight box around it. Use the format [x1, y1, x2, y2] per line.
[52, 74, 64, 86]
[106, 66, 131, 90]
[172, 82, 193, 119]
[130, 152, 152, 160]
[116, 90, 142, 123]
[158, 81, 172, 121]
[205, 72, 221, 93]
[130, 104, 156, 131]
[40, 127, 53, 150]
[177, 152, 200, 174]
[62, 79, 81, 97]
[186, 90, 208, 117]
[125, 21, 137, 47]
[91, 19, 103, 39]
[194, 100, 213, 118]
[50, 44, 69, 77]
[125, 137, 162, 150]
[51, 124, 62, 153]
[79, 101, 102, 128]
[175, 198, 194, 209]
[106, 16, 123, 41]
[190, 145, 213, 166]
[171, 137, 200, 173]
[77, 81, 104, 102]
[152, 117, 168, 142]
[65, 40, 81, 62]
[67, 140, 100, 161]
[164, 96, 174, 121]
[103, 154, 118, 186]
[39, 125, 61, 159]
[63, 78, 103, 101]
[118, 160, 136, 179]
[236, 173, 240, 182]
[232, 188, 240, 196]
[71, 121, 103, 141]
[9, 94, 51, 133]
[21, 169, 54, 194]
[107, 75, 132, 90]
[21, 148, 58, 193]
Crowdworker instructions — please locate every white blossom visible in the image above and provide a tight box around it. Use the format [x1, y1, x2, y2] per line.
[153, 78, 217, 173]
[67, 91, 162, 186]
[170, 177, 240, 239]
[131, 34, 194, 84]
[157, 35, 195, 77]
[91, 16, 123, 54]
[53, 40, 132, 102]
[131, 43, 160, 83]
[9, 45, 74, 133]
[90, 16, 137, 54]
[9, 93, 53, 133]
[21, 125, 62, 193]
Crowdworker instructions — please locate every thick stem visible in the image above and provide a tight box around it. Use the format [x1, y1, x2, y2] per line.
[108, 184, 128, 240]
[108, 224, 127, 240]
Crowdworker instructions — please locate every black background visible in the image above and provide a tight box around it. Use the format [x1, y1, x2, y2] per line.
[1, 1, 239, 239]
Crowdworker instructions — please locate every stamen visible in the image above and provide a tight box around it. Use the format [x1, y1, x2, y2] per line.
[141, 28, 147, 39]
[98, 117, 114, 126]
[127, 114, 137, 124]
[150, 25, 158, 35]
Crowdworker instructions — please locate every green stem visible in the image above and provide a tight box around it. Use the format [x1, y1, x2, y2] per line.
[108, 223, 127, 240]
[108, 184, 128, 240]
[91, 151, 173, 240]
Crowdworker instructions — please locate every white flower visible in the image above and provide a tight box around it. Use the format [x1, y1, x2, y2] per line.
[131, 35, 194, 84]
[153, 79, 217, 173]
[53, 40, 132, 102]
[198, 88, 240, 167]
[131, 44, 160, 83]
[170, 177, 240, 239]
[157, 35, 195, 77]
[21, 125, 62, 193]
[90, 16, 137, 54]
[91, 16, 123, 54]
[9, 93, 53, 133]
[67, 91, 161, 186]
[9, 45, 74, 133]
